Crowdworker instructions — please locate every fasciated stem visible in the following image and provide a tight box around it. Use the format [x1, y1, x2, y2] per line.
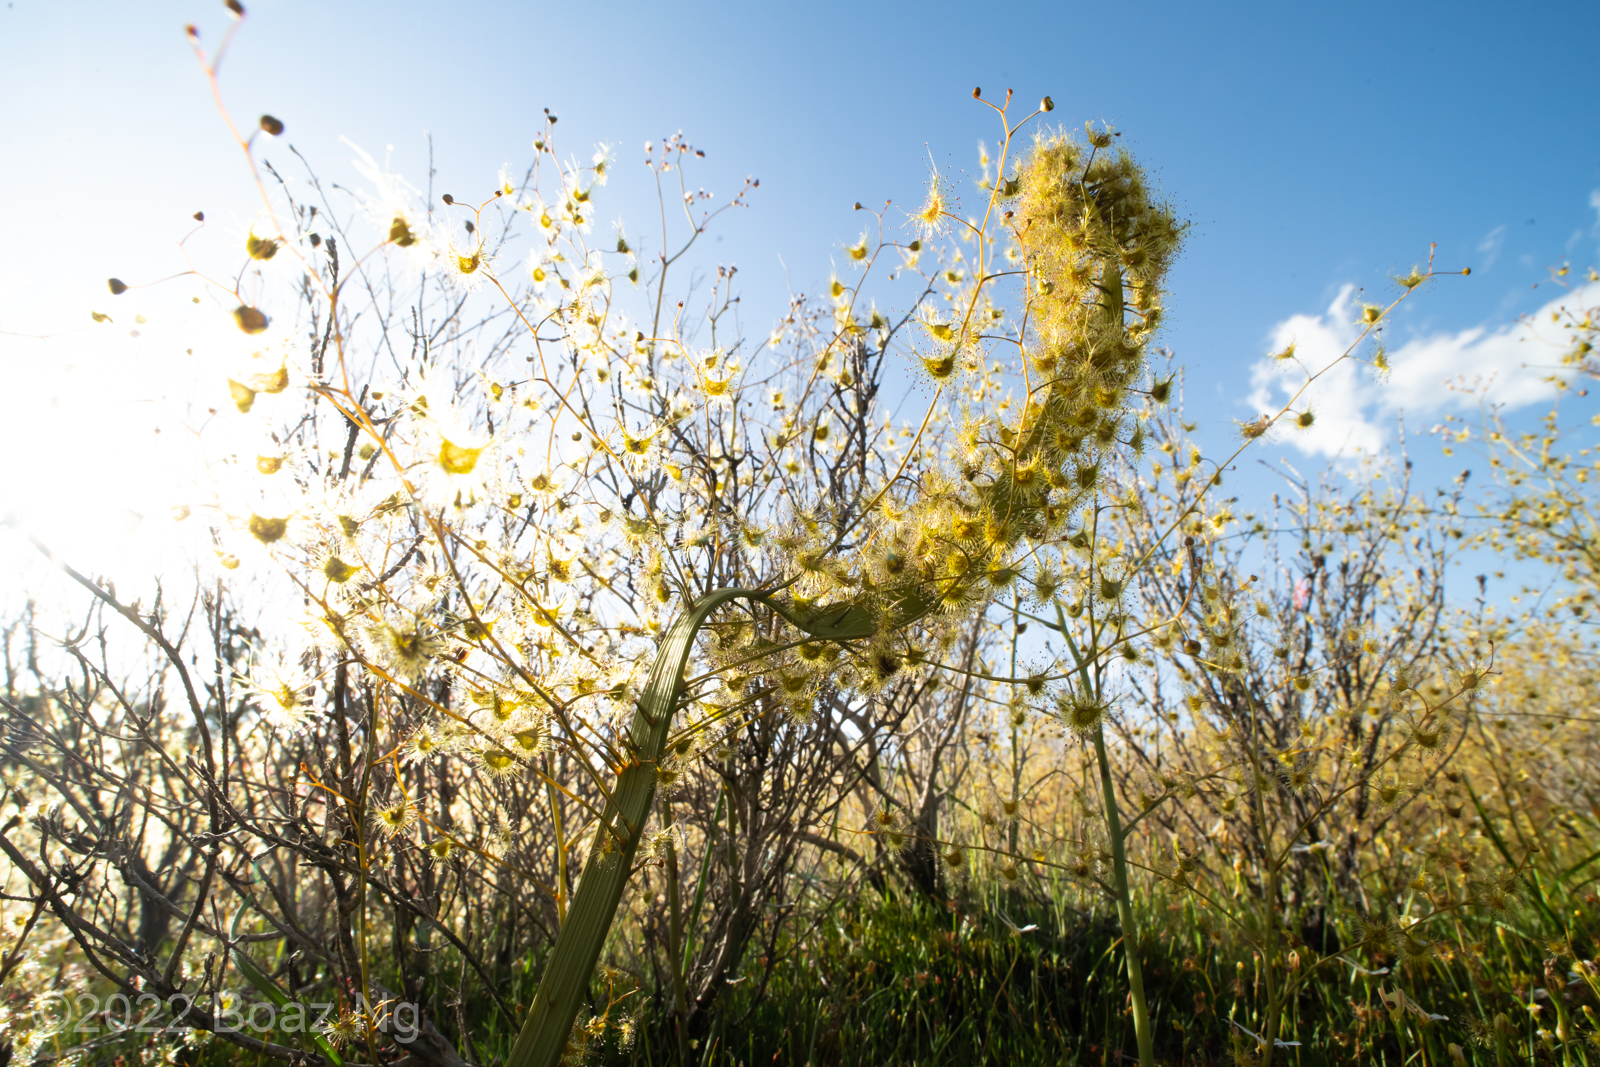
[505, 586, 908, 1067]
[1093, 721, 1156, 1067]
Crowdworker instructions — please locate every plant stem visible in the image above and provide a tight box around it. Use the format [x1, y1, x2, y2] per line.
[1260, 867, 1281, 1067]
[505, 587, 900, 1067]
[680, 790, 724, 976]
[1009, 596, 1022, 857]
[666, 824, 690, 1065]
[545, 765, 568, 926]
[1092, 721, 1156, 1067]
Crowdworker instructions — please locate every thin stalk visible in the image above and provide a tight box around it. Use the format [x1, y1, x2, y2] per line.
[665, 812, 690, 1065]
[351, 689, 380, 1066]
[545, 763, 568, 926]
[1259, 864, 1282, 1066]
[1242, 689, 1282, 1067]
[1008, 595, 1021, 857]
[680, 790, 725, 977]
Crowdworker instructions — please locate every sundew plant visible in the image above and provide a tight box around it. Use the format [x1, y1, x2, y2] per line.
[2, 10, 1557, 1067]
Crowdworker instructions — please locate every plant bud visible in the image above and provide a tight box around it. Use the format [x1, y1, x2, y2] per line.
[389, 216, 416, 247]
[246, 234, 279, 260]
[232, 306, 269, 334]
[1041, 96, 1055, 112]
[107, 278, 128, 295]
[248, 515, 287, 544]
[258, 114, 284, 136]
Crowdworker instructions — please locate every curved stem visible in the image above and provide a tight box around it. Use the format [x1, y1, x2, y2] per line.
[505, 586, 884, 1067]
[1093, 720, 1156, 1067]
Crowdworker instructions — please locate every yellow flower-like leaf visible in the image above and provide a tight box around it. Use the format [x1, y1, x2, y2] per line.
[439, 438, 484, 475]
[248, 515, 287, 544]
[247, 364, 290, 394]
[323, 556, 358, 583]
[228, 379, 256, 413]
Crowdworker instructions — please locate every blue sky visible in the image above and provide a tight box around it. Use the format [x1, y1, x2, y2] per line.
[2, 0, 1597, 593]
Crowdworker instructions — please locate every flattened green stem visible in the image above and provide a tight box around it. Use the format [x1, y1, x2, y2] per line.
[1092, 721, 1156, 1067]
[1057, 600, 1155, 1067]
[506, 587, 893, 1067]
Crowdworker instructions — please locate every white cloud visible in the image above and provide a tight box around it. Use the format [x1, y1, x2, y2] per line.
[1245, 280, 1598, 457]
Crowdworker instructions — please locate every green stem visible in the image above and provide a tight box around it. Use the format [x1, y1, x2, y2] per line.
[1008, 595, 1021, 857]
[680, 790, 725, 977]
[546, 768, 568, 926]
[505, 587, 903, 1067]
[1260, 866, 1281, 1067]
[1092, 721, 1156, 1067]
[665, 818, 690, 1065]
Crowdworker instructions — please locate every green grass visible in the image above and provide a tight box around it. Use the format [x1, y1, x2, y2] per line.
[600, 872, 1598, 1067]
